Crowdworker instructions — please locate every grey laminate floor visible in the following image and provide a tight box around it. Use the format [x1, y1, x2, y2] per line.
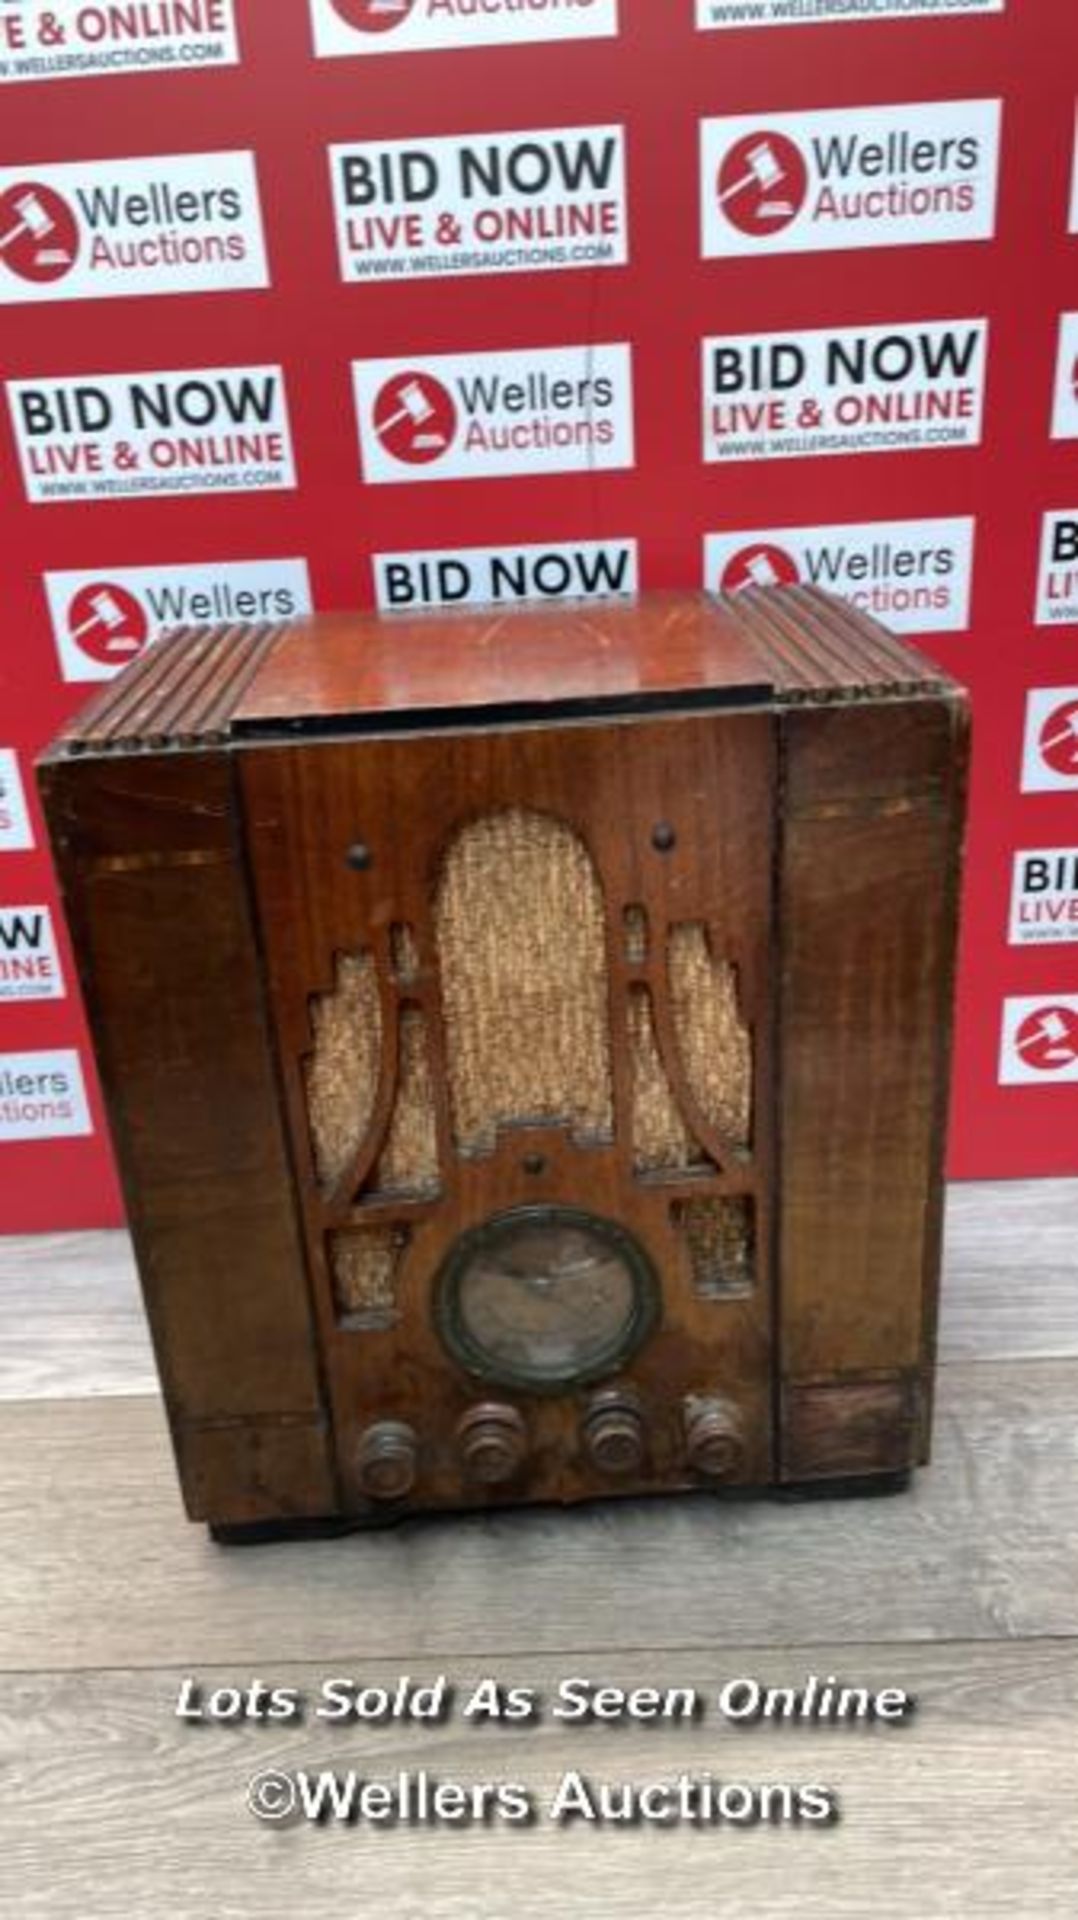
[1, 1181, 1076, 1919]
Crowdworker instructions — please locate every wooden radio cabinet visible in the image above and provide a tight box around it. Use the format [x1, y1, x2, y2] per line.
[39, 589, 968, 1539]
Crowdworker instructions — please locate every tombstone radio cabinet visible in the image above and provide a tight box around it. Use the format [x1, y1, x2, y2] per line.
[40, 590, 968, 1539]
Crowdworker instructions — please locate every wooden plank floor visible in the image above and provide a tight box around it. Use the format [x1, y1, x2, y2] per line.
[1, 1181, 1076, 1918]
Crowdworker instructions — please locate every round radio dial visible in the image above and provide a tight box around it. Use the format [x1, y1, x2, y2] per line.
[582, 1389, 647, 1477]
[435, 1206, 659, 1394]
[456, 1403, 528, 1485]
[355, 1420, 418, 1501]
[684, 1397, 745, 1480]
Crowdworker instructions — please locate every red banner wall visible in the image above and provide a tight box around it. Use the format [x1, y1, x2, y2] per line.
[1, 0, 1076, 1232]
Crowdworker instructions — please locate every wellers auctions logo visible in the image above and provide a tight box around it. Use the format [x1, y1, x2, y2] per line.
[330, 126, 627, 283]
[7, 365, 296, 503]
[1036, 512, 1078, 626]
[0, 906, 64, 1003]
[44, 558, 312, 681]
[353, 345, 634, 484]
[705, 517, 974, 633]
[999, 998, 1078, 1085]
[0, 1048, 92, 1141]
[0, 2, 238, 85]
[702, 318, 987, 462]
[701, 101, 999, 257]
[697, 0, 1003, 27]
[374, 537, 637, 609]
[1021, 687, 1078, 792]
[1010, 849, 1078, 949]
[310, 0, 617, 58]
[0, 152, 267, 302]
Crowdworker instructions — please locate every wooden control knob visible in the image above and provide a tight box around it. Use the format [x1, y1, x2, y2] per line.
[684, 1397, 745, 1480]
[356, 1420, 418, 1501]
[582, 1389, 647, 1476]
[457, 1404, 527, 1485]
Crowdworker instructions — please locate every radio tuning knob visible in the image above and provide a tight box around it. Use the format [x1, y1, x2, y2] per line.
[582, 1388, 647, 1476]
[683, 1396, 745, 1480]
[456, 1403, 528, 1485]
[355, 1420, 418, 1501]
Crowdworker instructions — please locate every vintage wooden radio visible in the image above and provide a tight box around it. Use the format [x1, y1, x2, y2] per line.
[40, 589, 967, 1540]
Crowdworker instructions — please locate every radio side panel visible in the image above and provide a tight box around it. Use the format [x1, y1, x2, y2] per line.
[38, 748, 336, 1525]
[776, 693, 969, 1481]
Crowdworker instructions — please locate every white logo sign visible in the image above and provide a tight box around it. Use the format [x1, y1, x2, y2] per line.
[0, 152, 266, 303]
[375, 537, 638, 610]
[1009, 850, 1078, 948]
[0, 1049, 92, 1140]
[704, 517, 973, 633]
[354, 344, 634, 485]
[44, 559, 312, 682]
[1035, 512, 1078, 626]
[310, 0, 618, 59]
[7, 365, 296, 503]
[0, 748, 33, 851]
[0, 906, 63, 1002]
[0, 0, 239, 83]
[702, 318, 987, 463]
[701, 101, 999, 258]
[999, 998, 1078, 1085]
[330, 125, 627, 283]
[697, 0, 1003, 26]
[1051, 314, 1078, 439]
[1021, 686, 1078, 792]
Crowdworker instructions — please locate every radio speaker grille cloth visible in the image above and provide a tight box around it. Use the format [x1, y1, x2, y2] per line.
[370, 1007, 440, 1198]
[435, 808, 613, 1154]
[669, 923, 751, 1150]
[329, 1225, 410, 1325]
[305, 952, 381, 1187]
[629, 984, 706, 1173]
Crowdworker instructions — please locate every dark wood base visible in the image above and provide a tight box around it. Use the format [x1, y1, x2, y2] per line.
[209, 1514, 389, 1546]
[208, 1469, 914, 1544]
[772, 1469, 913, 1503]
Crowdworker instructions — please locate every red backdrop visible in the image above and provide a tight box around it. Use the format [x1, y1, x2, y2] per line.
[1, 0, 1076, 1232]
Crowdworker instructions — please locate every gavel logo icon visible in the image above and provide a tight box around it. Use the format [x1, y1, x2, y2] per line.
[1039, 699, 1078, 778]
[66, 584, 149, 669]
[715, 133, 808, 237]
[0, 183, 79, 282]
[1015, 1005, 1078, 1072]
[373, 372, 458, 465]
[721, 544, 801, 595]
[333, 0, 416, 31]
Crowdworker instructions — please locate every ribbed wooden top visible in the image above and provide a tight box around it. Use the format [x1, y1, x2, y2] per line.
[47, 622, 286, 757]
[720, 584, 951, 702]
[44, 588, 958, 758]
